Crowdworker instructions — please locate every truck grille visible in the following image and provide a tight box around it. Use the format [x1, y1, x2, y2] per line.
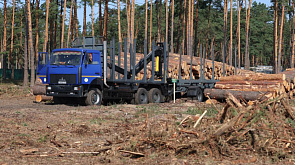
[50, 74, 77, 84]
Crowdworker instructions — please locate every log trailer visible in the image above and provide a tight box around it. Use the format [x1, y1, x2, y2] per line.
[36, 37, 217, 105]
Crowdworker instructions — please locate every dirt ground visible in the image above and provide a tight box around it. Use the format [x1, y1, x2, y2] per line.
[0, 83, 294, 164]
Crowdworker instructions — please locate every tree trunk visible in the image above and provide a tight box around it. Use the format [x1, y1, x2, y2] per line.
[67, 0, 74, 47]
[191, 0, 194, 57]
[91, 0, 94, 36]
[126, 0, 130, 51]
[131, 0, 135, 46]
[274, 0, 278, 73]
[54, 0, 58, 49]
[237, 0, 241, 68]
[157, 0, 162, 42]
[43, 0, 49, 52]
[170, 0, 174, 53]
[99, 0, 103, 36]
[118, 0, 122, 48]
[292, 0, 295, 68]
[194, 0, 199, 56]
[24, 11, 29, 87]
[145, 0, 148, 43]
[103, 0, 109, 39]
[204, 88, 269, 101]
[75, 0, 78, 37]
[10, 0, 16, 79]
[83, 0, 87, 37]
[223, 0, 228, 64]
[3, 0, 7, 79]
[229, 0, 233, 66]
[245, 0, 251, 70]
[165, 0, 168, 42]
[35, 0, 39, 57]
[26, 0, 35, 86]
[278, 3, 285, 73]
[61, 0, 67, 48]
[182, 0, 187, 55]
[149, 0, 153, 52]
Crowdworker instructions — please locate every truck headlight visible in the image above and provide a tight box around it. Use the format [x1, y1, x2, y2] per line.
[47, 86, 52, 90]
[74, 87, 79, 91]
[44, 78, 47, 83]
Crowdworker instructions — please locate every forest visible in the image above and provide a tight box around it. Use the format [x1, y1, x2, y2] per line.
[0, 0, 292, 86]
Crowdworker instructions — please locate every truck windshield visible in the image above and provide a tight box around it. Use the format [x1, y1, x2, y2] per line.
[50, 51, 81, 65]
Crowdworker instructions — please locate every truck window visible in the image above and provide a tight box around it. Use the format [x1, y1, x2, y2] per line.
[85, 53, 99, 64]
[50, 51, 81, 65]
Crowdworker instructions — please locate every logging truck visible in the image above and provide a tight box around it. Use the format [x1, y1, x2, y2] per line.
[36, 37, 217, 105]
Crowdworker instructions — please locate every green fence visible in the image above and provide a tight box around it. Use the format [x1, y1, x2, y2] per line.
[0, 69, 33, 80]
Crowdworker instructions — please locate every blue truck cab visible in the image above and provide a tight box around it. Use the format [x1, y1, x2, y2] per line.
[37, 37, 105, 105]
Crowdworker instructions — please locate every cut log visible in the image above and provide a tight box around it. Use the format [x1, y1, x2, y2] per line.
[35, 95, 52, 102]
[32, 84, 46, 95]
[204, 88, 271, 101]
[219, 74, 286, 81]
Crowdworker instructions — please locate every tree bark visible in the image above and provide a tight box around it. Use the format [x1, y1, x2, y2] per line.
[118, 0, 122, 48]
[103, 0, 109, 39]
[274, 0, 278, 73]
[23, 11, 29, 87]
[145, 0, 148, 43]
[75, 0, 79, 37]
[126, 0, 130, 51]
[91, 0, 94, 37]
[165, 0, 168, 42]
[157, 0, 162, 42]
[149, 0, 153, 52]
[223, 0, 228, 64]
[3, 0, 7, 79]
[170, 0, 174, 53]
[83, 0, 87, 37]
[99, 0, 103, 36]
[204, 88, 270, 101]
[292, 0, 295, 68]
[43, 0, 49, 52]
[278, 3, 285, 73]
[26, 0, 35, 86]
[10, 0, 16, 79]
[67, 0, 74, 47]
[194, 0, 199, 56]
[229, 0, 233, 66]
[61, 0, 67, 48]
[131, 0, 135, 45]
[182, 0, 187, 55]
[237, 0, 241, 68]
[245, 0, 251, 70]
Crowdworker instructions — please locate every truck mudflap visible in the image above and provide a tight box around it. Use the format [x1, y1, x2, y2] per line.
[46, 85, 83, 97]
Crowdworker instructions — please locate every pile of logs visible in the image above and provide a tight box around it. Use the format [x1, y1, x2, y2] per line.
[115, 53, 242, 80]
[205, 68, 295, 101]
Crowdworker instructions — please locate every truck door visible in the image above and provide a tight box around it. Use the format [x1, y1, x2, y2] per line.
[82, 52, 102, 84]
[37, 52, 49, 84]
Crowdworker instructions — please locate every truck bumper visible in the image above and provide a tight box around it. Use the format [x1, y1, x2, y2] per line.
[46, 85, 83, 97]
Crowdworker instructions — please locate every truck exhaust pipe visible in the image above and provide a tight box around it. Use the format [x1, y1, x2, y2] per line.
[103, 41, 109, 88]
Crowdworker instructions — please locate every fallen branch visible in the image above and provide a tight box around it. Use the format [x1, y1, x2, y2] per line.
[193, 110, 207, 128]
[119, 150, 145, 157]
[282, 100, 295, 120]
[179, 129, 199, 137]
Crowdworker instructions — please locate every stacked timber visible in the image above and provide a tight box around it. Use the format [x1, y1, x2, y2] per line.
[113, 53, 244, 80]
[205, 72, 295, 101]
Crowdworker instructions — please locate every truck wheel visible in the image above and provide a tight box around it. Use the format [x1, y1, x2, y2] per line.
[148, 88, 162, 103]
[196, 87, 204, 102]
[85, 89, 102, 106]
[135, 88, 148, 104]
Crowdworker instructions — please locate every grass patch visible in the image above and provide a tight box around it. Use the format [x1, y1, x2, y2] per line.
[90, 118, 105, 125]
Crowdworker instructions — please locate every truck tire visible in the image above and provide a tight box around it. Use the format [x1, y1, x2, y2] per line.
[148, 88, 163, 103]
[196, 87, 204, 102]
[135, 88, 148, 104]
[85, 89, 102, 106]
